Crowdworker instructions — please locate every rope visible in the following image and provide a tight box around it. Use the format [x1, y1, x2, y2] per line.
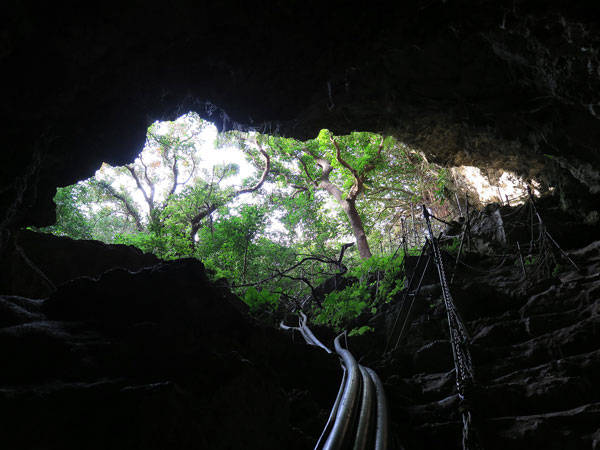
[384, 242, 430, 353]
[394, 254, 432, 350]
[456, 256, 510, 274]
[498, 201, 529, 218]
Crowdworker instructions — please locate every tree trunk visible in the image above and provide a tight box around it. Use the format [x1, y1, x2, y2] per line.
[313, 157, 372, 259]
[342, 199, 372, 259]
[242, 242, 249, 283]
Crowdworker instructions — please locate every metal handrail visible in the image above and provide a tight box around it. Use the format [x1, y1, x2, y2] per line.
[281, 316, 390, 450]
[300, 311, 333, 354]
[365, 367, 389, 450]
[322, 332, 362, 450]
[353, 366, 375, 450]
[315, 366, 347, 450]
[280, 313, 332, 353]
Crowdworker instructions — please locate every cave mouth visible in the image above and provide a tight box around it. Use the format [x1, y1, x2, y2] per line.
[26, 108, 550, 329]
[3, 3, 600, 448]
[40, 112, 260, 244]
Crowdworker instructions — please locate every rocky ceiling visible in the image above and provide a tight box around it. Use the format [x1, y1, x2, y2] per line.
[2, 1, 600, 238]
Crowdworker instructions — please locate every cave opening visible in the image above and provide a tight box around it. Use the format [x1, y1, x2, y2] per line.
[3, 2, 600, 449]
[32, 110, 461, 325]
[18, 102, 573, 334]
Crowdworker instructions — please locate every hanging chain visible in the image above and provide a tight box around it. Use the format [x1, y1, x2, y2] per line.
[423, 205, 475, 391]
[423, 205, 481, 450]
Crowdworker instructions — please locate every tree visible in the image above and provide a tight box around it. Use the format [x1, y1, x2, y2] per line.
[70, 114, 271, 256]
[267, 130, 390, 259]
[187, 139, 270, 248]
[42, 117, 450, 321]
[95, 113, 207, 232]
[43, 184, 94, 240]
[194, 204, 270, 282]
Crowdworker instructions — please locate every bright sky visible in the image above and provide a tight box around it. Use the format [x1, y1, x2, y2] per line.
[97, 116, 256, 212]
[93, 114, 297, 238]
[95, 114, 542, 242]
[185, 124, 255, 186]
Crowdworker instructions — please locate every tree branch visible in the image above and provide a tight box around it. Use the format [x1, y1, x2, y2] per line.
[168, 157, 179, 196]
[297, 153, 317, 186]
[232, 254, 339, 288]
[189, 141, 270, 247]
[236, 143, 270, 195]
[337, 242, 355, 273]
[362, 136, 385, 174]
[331, 137, 363, 201]
[126, 164, 155, 211]
[313, 154, 346, 204]
[178, 156, 197, 187]
[97, 180, 144, 231]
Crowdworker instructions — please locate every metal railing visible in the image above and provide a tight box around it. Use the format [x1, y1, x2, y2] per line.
[281, 316, 390, 450]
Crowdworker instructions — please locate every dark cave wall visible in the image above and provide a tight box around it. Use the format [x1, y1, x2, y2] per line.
[2, 5, 600, 448]
[2, 1, 599, 237]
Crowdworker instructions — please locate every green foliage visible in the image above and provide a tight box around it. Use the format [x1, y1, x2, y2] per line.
[429, 298, 441, 310]
[442, 237, 461, 255]
[41, 114, 449, 332]
[243, 287, 279, 313]
[313, 253, 406, 330]
[347, 254, 405, 303]
[315, 285, 370, 330]
[552, 263, 566, 277]
[349, 325, 374, 337]
[114, 232, 157, 253]
[435, 168, 449, 202]
[114, 226, 191, 260]
[43, 184, 94, 240]
[194, 204, 272, 280]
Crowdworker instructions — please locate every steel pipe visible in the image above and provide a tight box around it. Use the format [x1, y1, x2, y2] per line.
[352, 365, 375, 450]
[281, 315, 331, 353]
[365, 367, 389, 450]
[322, 332, 361, 450]
[299, 323, 316, 346]
[315, 366, 347, 450]
[300, 311, 332, 353]
[279, 321, 295, 331]
[285, 317, 390, 450]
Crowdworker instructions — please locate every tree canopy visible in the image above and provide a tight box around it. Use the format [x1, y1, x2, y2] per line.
[39, 112, 450, 329]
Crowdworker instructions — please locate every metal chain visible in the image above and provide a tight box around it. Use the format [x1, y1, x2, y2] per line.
[424, 206, 475, 388]
[423, 205, 480, 450]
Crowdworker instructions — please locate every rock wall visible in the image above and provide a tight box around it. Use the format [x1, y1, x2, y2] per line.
[2, 4, 600, 448]
[0, 230, 160, 298]
[2, 2, 600, 235]
[375, 239, 600, 449]
[352, 201, 600, 449]
[0, 178, 599, 449]
[0, 257, 340, 449]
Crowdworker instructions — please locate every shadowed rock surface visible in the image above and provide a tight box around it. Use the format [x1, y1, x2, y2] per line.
[0, 230, 160, 298]
[1, 198, 599, 449]
[0, 257, 339, 450]
[2, 2, 600, 233]
[2, 3, 600, 449]
[360, 203, 600, 449]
